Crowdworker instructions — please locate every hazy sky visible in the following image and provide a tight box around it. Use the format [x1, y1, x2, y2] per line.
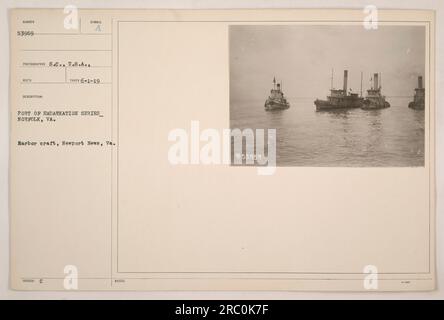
[230, 25, 425, 103]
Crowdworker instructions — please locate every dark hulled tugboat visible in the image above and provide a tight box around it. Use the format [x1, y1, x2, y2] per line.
[314, 70, 363, 111]
[362, 73, 390, 110]
[264, 77, 290, 111]
[408, 76, 425, 110]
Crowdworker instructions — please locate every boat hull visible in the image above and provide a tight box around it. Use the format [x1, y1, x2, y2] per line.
[265, 100, 290, 111]
[408, 101, 424, 110]
[361, 99, 390, 110]
[314, 98, 363, 111]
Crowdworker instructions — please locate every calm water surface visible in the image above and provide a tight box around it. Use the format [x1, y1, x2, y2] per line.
[230, 97, 424, 167]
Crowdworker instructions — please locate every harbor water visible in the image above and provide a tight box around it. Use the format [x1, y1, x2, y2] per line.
[230, 97, 425, 167]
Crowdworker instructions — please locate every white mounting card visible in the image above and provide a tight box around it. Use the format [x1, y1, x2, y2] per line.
[9, 8, 435, 291]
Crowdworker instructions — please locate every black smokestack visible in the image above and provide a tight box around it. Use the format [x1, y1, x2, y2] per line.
[343, 70, 348, 92]
[374, 73, 379, 89]
[418, 76, 423, 89]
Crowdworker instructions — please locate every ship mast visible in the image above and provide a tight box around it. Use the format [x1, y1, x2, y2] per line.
[360, 71, 363, 97]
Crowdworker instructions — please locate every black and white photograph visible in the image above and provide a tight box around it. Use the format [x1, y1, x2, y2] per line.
[230, 25, 426, 167]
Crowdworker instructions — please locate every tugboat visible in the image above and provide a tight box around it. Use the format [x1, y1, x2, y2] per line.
[408, 76, 425, 110]
[264, 77, 290, 111]
[362, 73, 390, 109]
[314, 70, 363, 111]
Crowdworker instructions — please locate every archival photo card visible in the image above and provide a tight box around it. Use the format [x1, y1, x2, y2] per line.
[9, 8, 435, 292]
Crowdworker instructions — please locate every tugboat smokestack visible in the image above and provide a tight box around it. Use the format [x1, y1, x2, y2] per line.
[418, 76, 423, 89]
[374, 73, 379, 89]
[343, 70, 348, 93]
